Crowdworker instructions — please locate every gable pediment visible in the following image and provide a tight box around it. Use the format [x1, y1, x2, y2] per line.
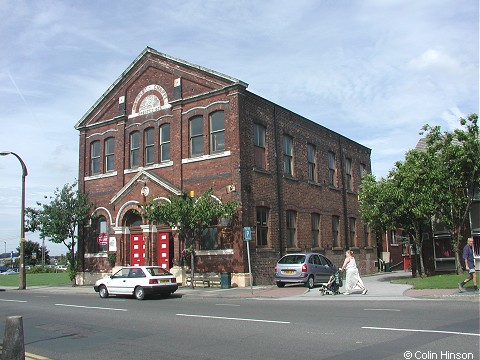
[110, 169, 182, 205]
[75, 47, 248, 130]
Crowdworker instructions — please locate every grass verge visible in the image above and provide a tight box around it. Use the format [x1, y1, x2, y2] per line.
[391, 273, 475, 289]
[0, 272, 70, 287]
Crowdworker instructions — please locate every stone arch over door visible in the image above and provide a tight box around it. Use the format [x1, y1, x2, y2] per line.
[118, 209, 143, 266]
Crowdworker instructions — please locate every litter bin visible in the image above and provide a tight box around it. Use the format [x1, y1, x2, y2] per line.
[220, 272, 231, 289]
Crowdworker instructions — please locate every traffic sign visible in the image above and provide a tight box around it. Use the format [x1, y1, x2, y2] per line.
[243, 227, 252, 241]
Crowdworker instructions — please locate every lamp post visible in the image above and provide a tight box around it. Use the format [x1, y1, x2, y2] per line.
[0, 151, 28, 289]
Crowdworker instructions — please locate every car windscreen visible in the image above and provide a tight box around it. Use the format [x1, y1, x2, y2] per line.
[278, 255, 306, 264]
[146, 267, 170, 276]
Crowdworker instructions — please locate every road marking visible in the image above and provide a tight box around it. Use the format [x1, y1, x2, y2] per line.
[0, 346, 50, 360]
[363, 309, 400, 311]
[362, 326, 480, 337]
[215, 303, 241, 306]
[0, 299, 27, 303]
[26, 351, 51, 360]
[177, 313, 290, 324]
[55, 304, 128, 312]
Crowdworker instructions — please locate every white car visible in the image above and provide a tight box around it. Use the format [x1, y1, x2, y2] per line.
[94, 266, 178, 300]
[0, 269, 18, 275]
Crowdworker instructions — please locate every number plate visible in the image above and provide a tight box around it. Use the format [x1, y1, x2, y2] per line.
[160, 279, 170, 283]
[282, 270, 295, 274]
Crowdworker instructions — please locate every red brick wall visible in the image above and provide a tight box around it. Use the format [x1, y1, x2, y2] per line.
[77, 50, 375, 284]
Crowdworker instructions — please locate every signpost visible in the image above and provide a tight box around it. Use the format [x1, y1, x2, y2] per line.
[243, 227, 253, 294]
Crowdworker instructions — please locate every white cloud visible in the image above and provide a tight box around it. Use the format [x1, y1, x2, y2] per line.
[0, 0, 478, 254]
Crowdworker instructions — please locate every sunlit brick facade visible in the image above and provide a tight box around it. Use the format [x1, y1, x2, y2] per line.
[75, 47, 375, 285]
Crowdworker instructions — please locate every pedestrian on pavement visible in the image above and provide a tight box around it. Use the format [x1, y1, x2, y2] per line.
[458, 237, 478, 292]
[340, 250, 367, 295]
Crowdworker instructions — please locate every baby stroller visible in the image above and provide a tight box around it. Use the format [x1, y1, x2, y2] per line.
[319, 270, 342, 296]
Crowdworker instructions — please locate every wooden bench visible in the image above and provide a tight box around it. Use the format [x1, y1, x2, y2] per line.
[185, 272, 221, 287]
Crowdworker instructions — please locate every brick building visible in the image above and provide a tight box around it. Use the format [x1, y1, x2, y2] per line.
[75, 47, 375, 286]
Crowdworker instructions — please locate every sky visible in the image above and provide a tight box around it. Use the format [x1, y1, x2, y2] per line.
[0, 0, 478, 256]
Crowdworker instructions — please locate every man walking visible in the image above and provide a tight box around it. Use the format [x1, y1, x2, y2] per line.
[458, 237, 478, 292]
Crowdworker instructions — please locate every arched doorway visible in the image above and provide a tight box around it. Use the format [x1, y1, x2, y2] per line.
[124, 210, 144, 266]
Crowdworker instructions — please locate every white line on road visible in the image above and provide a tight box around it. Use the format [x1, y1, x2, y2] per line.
[176, 313, 290, 324]
[362, 326, 480, 337]
[55, 303, 128, 312]
[363, 309, 400, 311]
[215, 304, 241, 307]
[0, 299, 27, 303]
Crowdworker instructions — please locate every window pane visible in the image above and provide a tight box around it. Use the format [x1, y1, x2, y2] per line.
[212, 132, 225, 152]
[105, 138, 114, 154]
[254, 124, 265, 147]
[190, 117, 203, 156]
[131, 132, 139, 148]
[210, 111, 224, 132]
[286, 211, 296, 247]
[91, 141, 100, 175]
[201, 227, 218, 250]
[105, 137, 114, 172]
[256, 207, 269, 246]
[130, 132, 139, 168]
[191, 137, 203, 156]
[145, 128, 154, 146]
[145, 147, 154, 164]
[160, 124, 170, 162]
[307, 144, 315, 162]
[283, 136, 292, 155]
[160, 124, 170, 142]
[190, 116, 203, 136]
[161, 143, 170, 162]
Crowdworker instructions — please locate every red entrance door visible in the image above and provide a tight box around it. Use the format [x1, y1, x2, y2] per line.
[131, 234, 145, 266]
[158, 232, 170, 270]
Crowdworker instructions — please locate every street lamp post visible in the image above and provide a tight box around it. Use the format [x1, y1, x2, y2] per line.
[0, 151, 28, 289]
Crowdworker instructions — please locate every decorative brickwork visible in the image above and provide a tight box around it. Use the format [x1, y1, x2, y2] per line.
[76, 47, 375, 285]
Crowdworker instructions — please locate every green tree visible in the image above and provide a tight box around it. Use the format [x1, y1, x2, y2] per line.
[421, 113, 480, 273]
[25, 182, 92, 284]
[359, 173, 398, 241]
[16, 240, 50, 266]
[389, 149, 443, 276]
[142, 188, 239, 287]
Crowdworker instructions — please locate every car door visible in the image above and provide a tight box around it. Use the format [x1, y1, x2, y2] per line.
[107, 268, 131, 295]
[308, 255, 322, 283]
[318, 255, 335, 282]
[123, 267, 147, 295]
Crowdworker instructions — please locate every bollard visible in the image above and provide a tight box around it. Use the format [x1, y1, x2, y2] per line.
[2, 316, 25, 360]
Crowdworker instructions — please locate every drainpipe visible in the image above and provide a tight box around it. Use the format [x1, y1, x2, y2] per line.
[273, 106, 284, 256]
[338, 136, 349, 250]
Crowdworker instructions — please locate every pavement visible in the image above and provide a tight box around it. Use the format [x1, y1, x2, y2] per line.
[1, 271, 479, 301]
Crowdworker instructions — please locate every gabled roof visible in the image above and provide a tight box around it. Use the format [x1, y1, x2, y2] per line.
[110, 168, 182, 205]
[75, 46, 248, 130]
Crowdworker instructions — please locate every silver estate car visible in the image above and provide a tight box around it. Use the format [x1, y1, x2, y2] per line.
[274, 253, 338, 289]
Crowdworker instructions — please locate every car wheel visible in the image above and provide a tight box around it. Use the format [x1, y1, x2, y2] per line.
[306, 276, 315, 289]
[134, 286, 145, 300]
[99, 285, 109, 298]
[276, 282, 285, 288]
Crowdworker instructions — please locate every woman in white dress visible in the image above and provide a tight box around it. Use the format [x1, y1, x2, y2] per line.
[340, 250, 368, 295]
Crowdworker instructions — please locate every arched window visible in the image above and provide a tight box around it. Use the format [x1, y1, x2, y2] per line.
[105, 137, 115, 172]
[90, 141, 100, 175]
[210, 111, 225, 153]
[190, 116, 203, 157]
[159, 123, 170, 162]
[96, 215, 108, 253]
[144, 128, 155, 165]
[130, 131, 140, 168]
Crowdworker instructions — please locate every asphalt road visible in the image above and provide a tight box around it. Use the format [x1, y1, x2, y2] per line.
[0, 289, 478, 360]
